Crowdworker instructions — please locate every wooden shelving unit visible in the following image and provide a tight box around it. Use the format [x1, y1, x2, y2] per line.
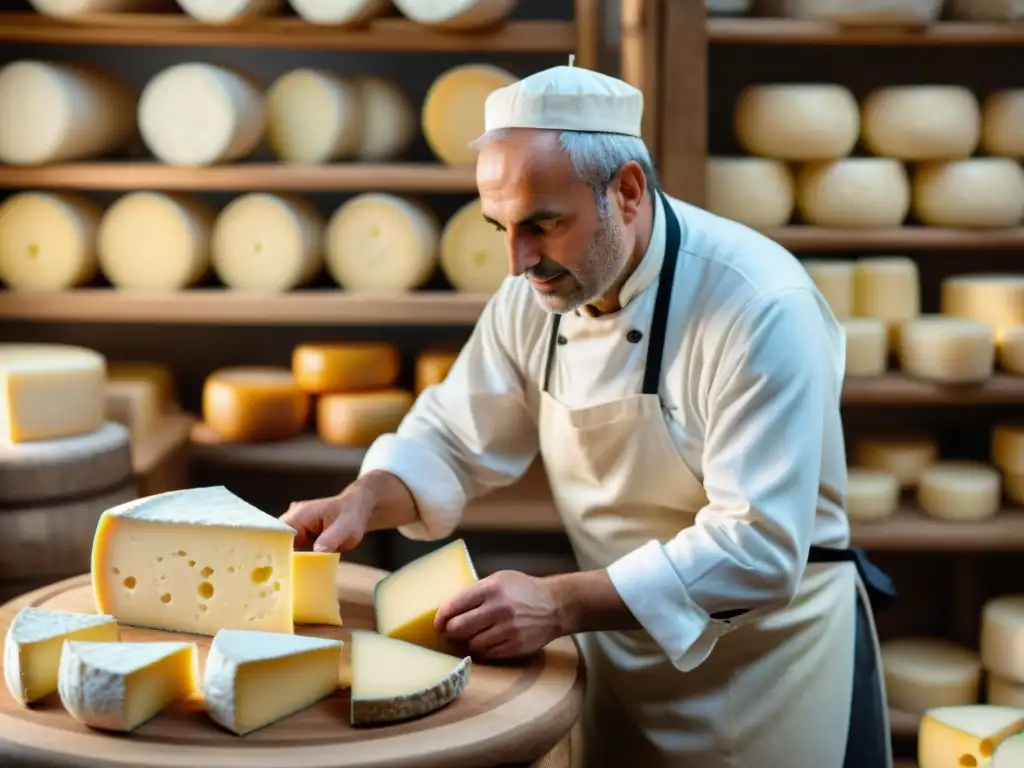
[706, 17, 1024, 46]
[767, 226, 1024, 251]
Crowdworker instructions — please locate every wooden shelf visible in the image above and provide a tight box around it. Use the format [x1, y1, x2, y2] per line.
[843, 374, 1024, 406]
[764, 226, 1024, 251]
[0, 12, 577, 52]
[707, 17, 1024, 46]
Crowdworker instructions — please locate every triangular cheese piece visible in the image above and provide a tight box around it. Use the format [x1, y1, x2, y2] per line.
[919, 705, 1024, 768]
[58, 641, 197, 732]
[3, 607, 119, 705]
[350, 630, 470, 726]
[203, 629, 343, 735]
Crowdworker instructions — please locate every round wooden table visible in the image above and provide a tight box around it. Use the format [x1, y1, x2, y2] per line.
[0, 562, 584, 768]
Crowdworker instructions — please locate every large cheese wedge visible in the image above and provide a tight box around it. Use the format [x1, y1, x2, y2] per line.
[325, 193, 440, 292]
[917, 461, 1001, 522]
[317, 390, 414, 447]
[845, 468, 899, 522]
[913, 159, 1024, 229]
[994, 732, 1024, 767]
[415, 348, 459, 393]
[266, 69, 360, 164]
[350, 630, 470, 725]
[918, 705, 1024, 768]
[796, 159, 911, 228]
[290, 0, 390, 24]
[176, 0, 283, 22]
[981, 595, 1024, 684]
[28, 0, 172, 16]
[0, 343, 106, 443]
[393, 0, 516, 28]
[351, 75, 417, 162]
[860, 86, 980, 161]
[992, 426, 1024, 475]
[981, 90, 1024, 159]
[440, 197, 508, 293]
[203, 629, 342, 735]
[292, 342, 400, 394]
[853, 256, 920, 349]
[202, 366, 310, 443]
[91, 485, 296, 636]
[802, 260, 853, 319]
[422, 64, 516, 166]
[899, 316, 994, 384]
[705, 158, 795, 230]
[990, 674, 1024, 708]
[842, 318, 887, 377]
[2, 608, 119, 706]
[293, 551, 343, 626]
[941, 275, 1024, 347]
[58, 641, 198, 732]
[0, 192, 101, 291]
[374, 539, 478, 651]
[854, 435, 938, 488]
[881, 637, 982, 713]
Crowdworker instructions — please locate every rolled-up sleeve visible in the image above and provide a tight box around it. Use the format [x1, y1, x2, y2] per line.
[606, 287, 840, 672]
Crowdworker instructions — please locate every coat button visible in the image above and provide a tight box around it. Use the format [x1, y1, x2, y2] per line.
[556, 335, 568, 345]
[626, 329, 643, 343]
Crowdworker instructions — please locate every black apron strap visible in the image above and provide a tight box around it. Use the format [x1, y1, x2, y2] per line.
[842, 583, 892, 768]
[807, 545, 898, 613]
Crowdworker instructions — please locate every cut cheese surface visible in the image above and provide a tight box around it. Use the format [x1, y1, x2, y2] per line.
[266, 69, 360, 164]
[854, 435, 938, 488]
[203, 629, 342, 735]
[58, 641, 197, 732]
[202, 366, 310, 443]
[981, 90, 1024, 158]
[990, 674, 1024, 708]
[845, 468, 899, 522]
[176, 0, 283, 22]
[316, 390, 414, 448]
[1000, 326, 1024, 374]
[91, 485, 296, 636]
[393, 0, 516, 28]
[802, 259, 853, 320]
[940, 275, 1024, 345]
[705, 158, 795, 230]
[993, 732, 1024, 767]
[733, 84, 859, 160]
[415, 349, 460, 394]
[882, 637, 981, 714]
[860, 86, 980, 160]
[899, 315, 994, 384]
[992, 425, 1024, 475]
[293, 551, 343, 626]
[981, 595, 1024, 685]
[2, 608, 119, 706]
[842, 318, 887, 377]
[440, 197, 508, 293]
[290, 0, 390, 24]
[913, 159, 1024, 229]
[917, 461, 1001, 522]
[918, 705, 1024, 768]
[351, 75, 416, 162]
[796, 159, 911, 228]
[291, 342, 400, 394]
[422, 64, 516, 166]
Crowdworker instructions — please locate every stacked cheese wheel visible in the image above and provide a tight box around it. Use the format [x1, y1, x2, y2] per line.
[992, 425, 1024, 506]
[941, 274, 1024, 376]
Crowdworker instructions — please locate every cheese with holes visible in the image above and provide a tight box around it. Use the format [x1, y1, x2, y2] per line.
[913, 160, 1024, 229]
[733, 84, 859, 160]
[374, 539, 478, 651]
[0, 343, 106, 443]
[266, 69, 360, 164]
[108, 362, 175, 407]
[203, 629, 342, 735]
[918, 706, 1024, 768]
[917, 461, 1001, 522]
[325, 194, 440, 292]
[92, 486, 296, 635]
[994, 731, 1024, 767]
[28, 0, 170, 15]
[3, 608, 119, 706]
[981, 596, 1024, 684]
[290, 0, 390, 24]
[138, 63, 264, 167]
[393, 0, 516, 28]
[440, 197, 508, 293]
[854, 436, 938, 488]
[58, 641, 197, 732]
[293, 552, 343, 626]
[176, 0, 283, 22]
[802, 259, 853, 319]
[981, 91, 1024, 158]
[0, 192, 101, 291]
[843, 318, 888, 377]
[845, 468, 899, 521]
[990, 675, 1024, 708]
[212, 194, 324, 293]
[317, 390, 414, 447]
[350, 630, 470, 725]
[860, 86, 980, 160]
[1000, 326, 1024, 374]
[796, 159, 911, 228]
[105, 376, 161, 442]
[351, 76, 416, 162]
[202, 366, 310, 443]
[705, 158, 795, 230]
[882, 637, 982, 713]
[853, 257, 920, 348]
[415, 349, 459, 393]
[422, 64, 516, 166]
[992, 426, 1024, 475]
[941, 275, 1024, 347]
[947, 0, 1024, 20]
[899, 316, 994, 384]
[292, 342, 400, 394]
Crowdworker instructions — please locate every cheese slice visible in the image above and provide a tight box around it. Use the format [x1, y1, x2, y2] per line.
[351, 75, 417, 162]
[917, 461, 1001, 522]
[316, 390, 414, 448]
[439, 197, 508, 294]
[882, 637, 982, 713]
[422, 64, 516, 166]
[918, 705, 1024, 768]
[266, 69, 361, 164]
[291, 342, 400, 394]
[374, 539, 478, 651]
[293, 551, 343, 626]
[415, 348, 459, 394]
[2, 607, 119, 706]
[350, 630, 470, 726]
[91, 485, 296, 636]
[993, 732, 1024, 767]
[202, 366, 311, 443]
[981, 595, 1024, 684]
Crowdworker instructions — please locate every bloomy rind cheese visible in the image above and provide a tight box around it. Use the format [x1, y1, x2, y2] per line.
[422, 64, 516, 166]
[293, 552, 343, 626]
[289, 0, 390, 24]
[1000, 326, 1024, 374]
[316, 390, 414, 448]
[899, 315, 994, 384]
[860, 86, 980, 160]
[291, 342, 400, 394]
[912, 159, 1024, 229]
[415, 348, 460, 394]
[918, 705, 1024, 768]
[981, 90, 1024, 158]
[392, 0, 516, 28]
[989, 674, 1024, 708]
[992, 425, 1024, 475]
[980, 595, 1024, 684]
[203, 366, 311, 443]
[733, 84, 859, 160]
[440, 197, 508, 294]
[917, 461, 1001, 522]
[842, 318, 888, 377]
[854, 435, 938, 488]
[802, 259, 853, 320]
[796, 159, 911, 228]
[940, 275, 1024, 346]
[265, 69, 361, 164]
[845, 468, 899, 522]
[705, 158, 795, 230]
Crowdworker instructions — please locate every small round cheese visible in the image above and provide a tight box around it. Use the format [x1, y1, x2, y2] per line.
[733, 84, 859, 161]
[393, 0, 517, 28]
[940, 275, 1024, 346]
[845, 468, 899, 522]
[843, 318, 888, 377]
[316, 390, 414, 447]
[796, 159, 910, 228]
[980, 595, 1024, 684]
[802, 260, 853, 319]
[854, 436, 938, 488]
[351, 76, 416, 162]
[202, 367, 310, 443]
[705, 158, 795, 230]
[912, 159, 1024, 229]
[917, 461, 1001, 522]
[1005, 472, 1024, 505]
[881, 637, 982, 713]
[0, 192, 101, 291]
[860, 86, 980, 160]
[175, 0, 283, 22]
[290, 0, 390, 24]
[992, 425, 1024, 475]
[325, 193, 439, 292]
[1000, 326, 1024, 374]
[899, 315, 994, 384]
[988, 673, 1024, 707]
[422, 64, 516, 166]
[440, 198, 507, 294]
[266, 69, 360, 164]
[97, 192, 215, 291]
[415, 349, 459, 394]
[292, 342, 400, 394]
[981, 90, 1024, 158]
[853, 256, 920, 349]
[212, 194, 324, 293]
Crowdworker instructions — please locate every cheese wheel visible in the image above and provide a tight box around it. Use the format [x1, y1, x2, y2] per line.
[175, 0, 282, 21]
[941, 275, 1024, 346]
[393, 0, 516, 28]
[349, 76, 416, 162]
[98, 192, 215, 291]
[1000, 326, 1024, 374]
[881, 637, 982, 714]
[0, 192, 101, 292]
[981, 596, 1024, 684]
[753, 0, 943, 23]
[733, 84, 859, 161]
[28, 0, 171, 15]
[290, 0, 390, 24]
[422, 64, 516, 166]
[292, 342, 400, 394]
[913, 159, 1024, 229]
[989, 674, 1024, 707]
[992, 425, 1024, 475]
[266, 69, 360, 164]
[853, 256, 920, 348]
[860, 86, 980, 161]
[899, 315, 994, 384]
[917, 461, 1001, 522]
[212, 194, 324, 292]
[138, 63, 265, 167]
[316, 390, 414, 447]
[705, 158, 795, 230]
[796, 160, 910, 228]
[854, 436, 938, 488]
[842, 318, 887, 377]
[981, 91, 1024, 158]
[802, 260, 853, 319]
[947, 0, 1023, 20]
[440, 198, 507, 294]
[202, 367, 310, 443]
[0, 60, 135, 166]
[415, 349, 459, 394]
[325, 194, 439, 292]
[107, 362, 176, 407]
[845, 468, 899, 522]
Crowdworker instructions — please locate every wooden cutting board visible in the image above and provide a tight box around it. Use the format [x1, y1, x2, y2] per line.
[0, 562, 584, 768]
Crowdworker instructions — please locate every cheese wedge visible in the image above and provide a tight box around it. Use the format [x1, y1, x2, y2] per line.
[58, 641, 197, 732]
[293, 551, 343, 626]
[350, 630, 470, 726]
[92, 486, 296, 636]
[3, 608, 119, 705]
[203, 629, 343, 735]
[918, 705, 1024, 768]
[993, 731, 1024, 766]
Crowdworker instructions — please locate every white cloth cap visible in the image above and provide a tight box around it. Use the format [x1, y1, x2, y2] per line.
[482, 57, 644, 138]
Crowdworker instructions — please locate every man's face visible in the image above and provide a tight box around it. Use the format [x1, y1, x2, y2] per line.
[476, 130, 629, 314]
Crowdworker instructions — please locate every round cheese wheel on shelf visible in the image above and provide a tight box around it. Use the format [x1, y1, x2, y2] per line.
[854, 435, 938, 488]
[97, 192, 215, 291]
[440, 198, 508, 294]
[325, 193, 439, 292]
[992, 425, 1024, 475]
[898, 315, 994, 384]
[796, 159, 910, 228]
[0, 192, 101, 291]
[845, 468, 899, 522]
[917, 461, 1001, 522]
[350, 76, 416, 162]
[981, 595, 1024, 684]
[940, 275, 1024, 346]
[802, 260, 853, 319]
[212, 193, 324, 292]
[28, 0, 172, 15]
[912, 159, 1024, 228]
[422, 64, 516, 166]
[733, 84, 859, 161]
[393, 0, 516, 28]
[705, 158, 795, 230]
[289, 0, 390, 24]
[947, 0, 1023, 20]
[853, 256, 920, 349]
[415, 349, 460, 393]
[842, 318, 888, 377]
[266, 69, 360, 164]
[754, 0, 943, 24]
[292, 342, 400, 394]
[882, 638, 982, 713]
[989, 673, 1024, 707]
[316, 390, 414, 447]
[1000, 326, 1024, 374]
[175, 0, 282, 21]
[0, 60, 135, 166]
[202, 367, 310, 443]
[860, 86, 980, 161]
[138, 63, 265, 167]
[981, 91, 1024, 158]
